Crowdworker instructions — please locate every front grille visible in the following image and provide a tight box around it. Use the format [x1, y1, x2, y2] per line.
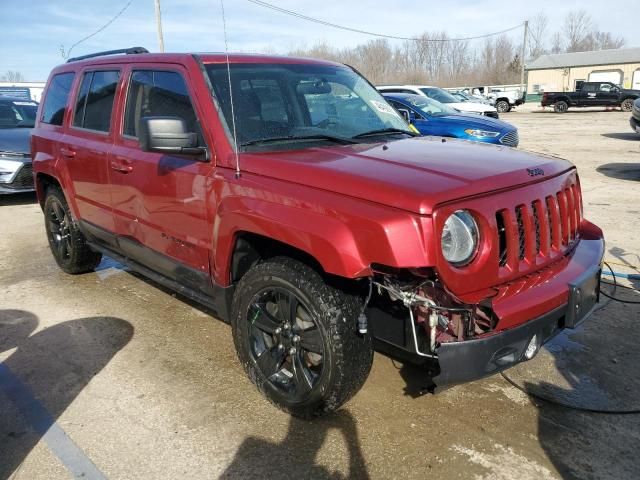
[7, 163, 33, 189]
[484, 111, 499, 119]
[496, 183, 581, 266]
[499, 130, 519, 147]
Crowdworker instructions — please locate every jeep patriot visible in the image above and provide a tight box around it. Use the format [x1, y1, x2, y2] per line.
[31, 47, 604, 417]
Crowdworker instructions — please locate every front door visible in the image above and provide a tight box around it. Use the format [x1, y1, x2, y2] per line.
[109, 66, 214, 294]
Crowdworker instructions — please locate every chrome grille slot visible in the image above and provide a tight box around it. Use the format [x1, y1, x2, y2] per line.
[499, 130, 519, 147]
[531, 201, 541, 253]
[496, 211, 508, 266]
[515, 205, 526, 260]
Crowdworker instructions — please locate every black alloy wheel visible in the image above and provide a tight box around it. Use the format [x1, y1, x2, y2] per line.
[43, 187, 102, 274]
[247, 288, 324, 401]
[231, 257, 373, 417]
[47, 198, 72, 262]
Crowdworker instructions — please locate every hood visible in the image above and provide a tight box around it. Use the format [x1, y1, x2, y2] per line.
[429, 113, 514, 131]
[240, 137, 573, 215]
[450, 102, 495, 114]
[0, 128, 32, 155]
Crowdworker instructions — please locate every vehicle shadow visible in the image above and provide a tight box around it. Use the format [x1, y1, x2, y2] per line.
[595, 163, 640, 181]
[524, 284, 640, 479]
[0, 309, 133, 478]
[0, 192, 37, 206]
[601, 132, 639, 141]
[220, 410, 370, 479]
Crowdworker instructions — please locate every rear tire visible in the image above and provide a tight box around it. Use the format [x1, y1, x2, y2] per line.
[621, 98, 634, 112]
[43, 187, 102, 274]
[495, 100, 511, 113]
[554, 101, 569, 113]
[231, 257, 373, 417]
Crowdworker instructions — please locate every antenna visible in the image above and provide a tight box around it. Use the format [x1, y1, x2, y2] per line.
[219, 0, 241, 178]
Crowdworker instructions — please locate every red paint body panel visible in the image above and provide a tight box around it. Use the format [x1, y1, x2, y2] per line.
[31, 53, 605, 338]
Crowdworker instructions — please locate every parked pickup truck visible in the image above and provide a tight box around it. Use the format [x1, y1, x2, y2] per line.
[542, 82, 640, 113]
[486, 89, 526, 113]
[32, 47, 604, 417]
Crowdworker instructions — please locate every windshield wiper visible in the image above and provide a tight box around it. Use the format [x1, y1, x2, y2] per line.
[352, 128, 417, 139]
[240, 134, 358, 148]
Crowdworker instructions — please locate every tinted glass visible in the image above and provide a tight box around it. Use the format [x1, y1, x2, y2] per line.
[582, 83, 597, 92]
[124, 70, 199, 139]
[41, 72, 75, 125]
[420, 88, 459, 104]
[80, 71, 119, 132]
[0, 100, 38, 128]
[73, 72, 93, 128]
[206, 63, 411, 150]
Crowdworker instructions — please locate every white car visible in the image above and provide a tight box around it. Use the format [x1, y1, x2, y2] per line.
[377, 85, 499, 118]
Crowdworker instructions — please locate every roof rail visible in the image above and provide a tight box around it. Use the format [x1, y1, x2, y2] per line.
[66, 47, 149, 63]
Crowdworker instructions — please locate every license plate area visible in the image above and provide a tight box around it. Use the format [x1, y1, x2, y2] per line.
[566, 266, 601, 328]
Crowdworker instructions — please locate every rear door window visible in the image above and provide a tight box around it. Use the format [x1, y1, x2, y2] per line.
[41, 72, 75, 125]
[73, 70, 120, 132]
[124, 70, 200, 141]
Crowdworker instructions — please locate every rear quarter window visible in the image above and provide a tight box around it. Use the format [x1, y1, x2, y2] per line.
[41, 72, 75, 125]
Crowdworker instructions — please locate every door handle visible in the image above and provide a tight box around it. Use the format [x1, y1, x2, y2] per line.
[110, 160, 133, 173]
[60, 147, 76, 158]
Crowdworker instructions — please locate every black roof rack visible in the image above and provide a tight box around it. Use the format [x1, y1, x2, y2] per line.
[66, 47, 149, 63]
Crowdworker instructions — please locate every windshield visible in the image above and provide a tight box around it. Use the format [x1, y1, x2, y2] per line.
[0, 100, 38, 128]
[419, 88, 460, 104]
[206, 63, 412, 150]
[404, 95, 457, 117]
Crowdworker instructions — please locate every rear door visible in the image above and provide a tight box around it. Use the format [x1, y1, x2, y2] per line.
[109, 65, 214, 293]
[62, 68, 121, 246]
[579, 83, 599, 106]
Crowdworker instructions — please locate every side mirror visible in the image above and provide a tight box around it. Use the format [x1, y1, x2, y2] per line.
[397, 108, 416, 123]
[138, 116, 205, 156]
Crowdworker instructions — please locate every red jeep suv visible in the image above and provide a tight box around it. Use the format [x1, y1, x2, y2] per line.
[31, 47, 604, 417]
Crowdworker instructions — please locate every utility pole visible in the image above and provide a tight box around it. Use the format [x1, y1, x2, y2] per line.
[154, 0, 165, 52]
[520, 20, 529, 95]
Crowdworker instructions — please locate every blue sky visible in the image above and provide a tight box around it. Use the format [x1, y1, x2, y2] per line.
[2, 0, 638, 81]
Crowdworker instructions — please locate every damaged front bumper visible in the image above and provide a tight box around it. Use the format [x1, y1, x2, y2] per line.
[369, 235, 604, 388]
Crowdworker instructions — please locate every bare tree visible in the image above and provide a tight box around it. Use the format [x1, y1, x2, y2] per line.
[550, 32, 564, 54]
[528, 12, 549, 59]
[564, 10, 593, 52]
[582, 31, 626, 51]
[1, 70, 25, 82]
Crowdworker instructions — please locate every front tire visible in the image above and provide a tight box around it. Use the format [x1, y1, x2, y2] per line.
[44, 187, 102, 274]
[495, 100, 511, 113]
[621, 98, 634, 112]
[554, 101, 569, 113]
[231, 257, 373, 417]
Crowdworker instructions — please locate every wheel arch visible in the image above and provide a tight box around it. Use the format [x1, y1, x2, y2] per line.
[35, 173, 62, 210]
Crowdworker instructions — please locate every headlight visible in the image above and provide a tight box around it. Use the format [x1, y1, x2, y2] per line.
[441, 210, 479, 266]
[464, 129, 500, 138]
[0, 158, 23, 183]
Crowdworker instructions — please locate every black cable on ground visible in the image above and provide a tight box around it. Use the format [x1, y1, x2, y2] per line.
[600, 261, 640, 304]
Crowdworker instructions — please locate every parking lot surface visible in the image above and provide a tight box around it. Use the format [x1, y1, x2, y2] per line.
[1, 109, 639, 480]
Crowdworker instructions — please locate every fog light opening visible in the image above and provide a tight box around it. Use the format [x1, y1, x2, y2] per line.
[524, 334, 539, 360]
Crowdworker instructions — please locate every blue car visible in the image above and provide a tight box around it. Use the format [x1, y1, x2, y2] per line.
[383, 93, 519, 147]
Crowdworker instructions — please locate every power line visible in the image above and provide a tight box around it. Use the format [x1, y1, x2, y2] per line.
[64, 0, 135, 58]
[246, 0, 523, 42]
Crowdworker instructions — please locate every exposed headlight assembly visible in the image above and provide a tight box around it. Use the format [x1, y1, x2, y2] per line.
[441, 210, 479, 266]
[464, 129, 500, 138]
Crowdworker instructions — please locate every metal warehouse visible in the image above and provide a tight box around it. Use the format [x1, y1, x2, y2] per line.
[526, 47, 640, 94]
